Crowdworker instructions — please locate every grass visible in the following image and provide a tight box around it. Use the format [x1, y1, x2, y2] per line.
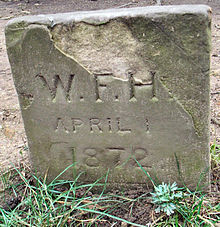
[210, 142, 220, 168]
[0, 144, 219, 227]
[0, 164, 150, 227]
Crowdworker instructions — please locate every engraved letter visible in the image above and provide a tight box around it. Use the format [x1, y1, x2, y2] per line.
[117, 117, 131, 133]
[145, 118, 149, 132]
[90, 118, 103, 133]
[55, 118, 69, 133]
[36, 74, 75, 101]
[107, 118, 112, 133]
[71, 118, 83, 133]
[128, 72, 154, 101]
[94, 73, 113, 102]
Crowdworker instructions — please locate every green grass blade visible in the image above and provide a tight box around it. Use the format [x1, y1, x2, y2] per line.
[135, 159, 155, 187]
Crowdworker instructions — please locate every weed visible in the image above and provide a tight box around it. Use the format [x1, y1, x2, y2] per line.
[151, 182, 184, 216]
[135, 158, 220, 226]
[210, 142, 220, 166]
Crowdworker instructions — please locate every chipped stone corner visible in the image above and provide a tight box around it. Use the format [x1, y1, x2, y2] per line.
[50, 20, 152, 83]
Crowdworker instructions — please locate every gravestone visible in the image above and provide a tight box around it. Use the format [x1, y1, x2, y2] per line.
[5, 5, 211, 189]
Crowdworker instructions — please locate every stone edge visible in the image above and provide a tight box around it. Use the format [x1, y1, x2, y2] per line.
[6, 5, 211, 27]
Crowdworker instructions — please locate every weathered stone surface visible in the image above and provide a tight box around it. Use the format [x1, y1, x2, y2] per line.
[5, 5, 211, 189]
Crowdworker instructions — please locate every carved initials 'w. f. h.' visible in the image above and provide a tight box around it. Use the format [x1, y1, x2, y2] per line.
[36, 74, 75, 101]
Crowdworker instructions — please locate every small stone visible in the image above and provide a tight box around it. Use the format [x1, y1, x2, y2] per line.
[3, 127, 15, 139]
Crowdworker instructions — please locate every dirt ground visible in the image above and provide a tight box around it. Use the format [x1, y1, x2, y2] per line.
[0, 0, 219, 176]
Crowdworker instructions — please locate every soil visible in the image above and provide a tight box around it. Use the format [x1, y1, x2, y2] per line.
[0, 0, 219, 224]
